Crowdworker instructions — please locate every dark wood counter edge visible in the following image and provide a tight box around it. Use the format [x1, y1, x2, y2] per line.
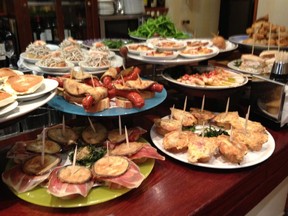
[0, 116, 288, 215]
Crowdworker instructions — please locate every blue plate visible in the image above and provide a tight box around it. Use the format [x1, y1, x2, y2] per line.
[48, 89, 167, 116]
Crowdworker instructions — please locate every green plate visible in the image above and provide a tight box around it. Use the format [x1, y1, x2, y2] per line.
[13, 159, 154, 208]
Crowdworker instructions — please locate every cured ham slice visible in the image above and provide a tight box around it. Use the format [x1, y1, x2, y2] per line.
[97, 159, 145, 189]
[47, 166, 94, 199]
[2, 165, 50, 193]
[6, 142, 36, 164]
[129, 144, 165, 161]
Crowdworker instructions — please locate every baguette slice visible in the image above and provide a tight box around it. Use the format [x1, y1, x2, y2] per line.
[84, 97, 110, 113]
[92, 156, 129, 178]
[58, 165, 92, 184]
[115, 97, 133, 109]
[22, 154, 61, 176]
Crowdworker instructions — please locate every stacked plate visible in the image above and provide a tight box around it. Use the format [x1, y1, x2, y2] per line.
[98, 0, 115, 15]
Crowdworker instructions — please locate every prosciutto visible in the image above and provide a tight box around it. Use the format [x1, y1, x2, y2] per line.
[99, 160, 145, 189]
[2, 165, 50, 193]
[129, 144, 165, 161]
[6, 142, 36, 163]
[47, 166, 94, 199]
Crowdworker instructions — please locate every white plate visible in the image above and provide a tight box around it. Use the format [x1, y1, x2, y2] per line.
[184, 39, 213, 48]
[179, 46, 219, 59]
[46, 44, 59, 51]
[23, 55, 123, 76]
[162, 66, 248, 89]
[20, 53, 42, 64]
[16, 79, 58, 101]
[154, 39, 186, 51]
[79, 61, 110, 72]
[227, 59, 262, 75]
[219, 41, 238, 53]
[128, 51, 218, 65]
[150, 120, 275, 169]
[0, 90, 56, 124]
[0, 101, 18, 116]
[140, 51, 179, 60]
[35, 61, 74, 72]
[126, 43, 155, 55]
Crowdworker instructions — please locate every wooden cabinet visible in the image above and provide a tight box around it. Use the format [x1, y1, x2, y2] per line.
[4, 0, 100, 52]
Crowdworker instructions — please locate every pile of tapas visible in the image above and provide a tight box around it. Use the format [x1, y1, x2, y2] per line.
[47, 66, 166, 116]
[2, 118, 164, 207]
[150, 97, 275, 169]
[20, 38, 123, 75]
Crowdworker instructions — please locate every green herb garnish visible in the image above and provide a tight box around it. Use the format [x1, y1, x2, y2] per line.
[200, 125, 229, 137]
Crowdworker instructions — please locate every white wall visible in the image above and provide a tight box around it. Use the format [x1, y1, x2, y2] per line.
[257, 0, 288, 28]
[165, 0, 221, 38]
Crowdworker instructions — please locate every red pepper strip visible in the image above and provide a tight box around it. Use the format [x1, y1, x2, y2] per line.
[148, 83, 164, 92]
[114, 89, 145, 108]
[102, 76, 113, 89]
[114, 66, 141, 85]
[84, 78, 102, 87]
[82, 95, 94, 110]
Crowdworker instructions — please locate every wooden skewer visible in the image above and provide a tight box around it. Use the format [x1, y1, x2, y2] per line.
[201, 122, 205, 138]
[106, 141, 109, 156]
[118, 115, 122, 135]
[201, 95, 205, 112]
[278, 27, 281, 51]
[72, 144, 78, 167]
[170, 104, 175, 119]
[41, 127, 46, 166]
[183, 96, 187, 111]
[90, 75, 95, 88]
[244, 105, 251, 133]
[88, 117, 96, 133]
[62, 115, 66, 135]
[268, 23, 272, 51]
[225, 97, 230, 114]
[125, 125, 129, 148]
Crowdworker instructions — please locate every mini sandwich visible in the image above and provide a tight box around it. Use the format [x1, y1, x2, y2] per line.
[107, 126, 147, 144]
[0, 91, 17, 108]
[239, 54, 265, 74]
[153, 118, 182, 136]
[63, 78, 110, 112]
[92, 155, 145, 189]
[3, 74, 44, 95]
[81, 122, 108, 145]
[259, 50, 279, 73]
[47, 124, 79, 147]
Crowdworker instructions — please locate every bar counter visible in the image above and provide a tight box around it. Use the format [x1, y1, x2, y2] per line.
[0, 89, 288, 216]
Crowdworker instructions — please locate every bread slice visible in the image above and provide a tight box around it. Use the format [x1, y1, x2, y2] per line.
[0, 91, 16, 108]
[187, 136, 219, 163]
[3, 74, 44, 95]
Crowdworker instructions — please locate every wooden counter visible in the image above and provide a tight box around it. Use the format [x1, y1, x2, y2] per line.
[0, 92, 288, 216]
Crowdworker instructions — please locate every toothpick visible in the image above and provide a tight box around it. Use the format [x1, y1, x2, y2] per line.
[201, 95, 205, 112]
[225, 97, 230, 114]
[201, 122, 205, 138]
[90, 74, 95, 88]
[72, 144, 78, 167]
[170, 104, 175, 119]
[125, 125, 129, 148]
[62, 115, 66, 135]
[229, 125, 233, 142]
[183, 96, 187, 111]
[244, 105, 251, 133]
[278, 27, 281, 51]
[88, 117, 96, 133]
[118, 115, 122, 135]
[106, 141, 109, 156]
[41, 127, 46, 166]
[268, 23, 272, 51]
